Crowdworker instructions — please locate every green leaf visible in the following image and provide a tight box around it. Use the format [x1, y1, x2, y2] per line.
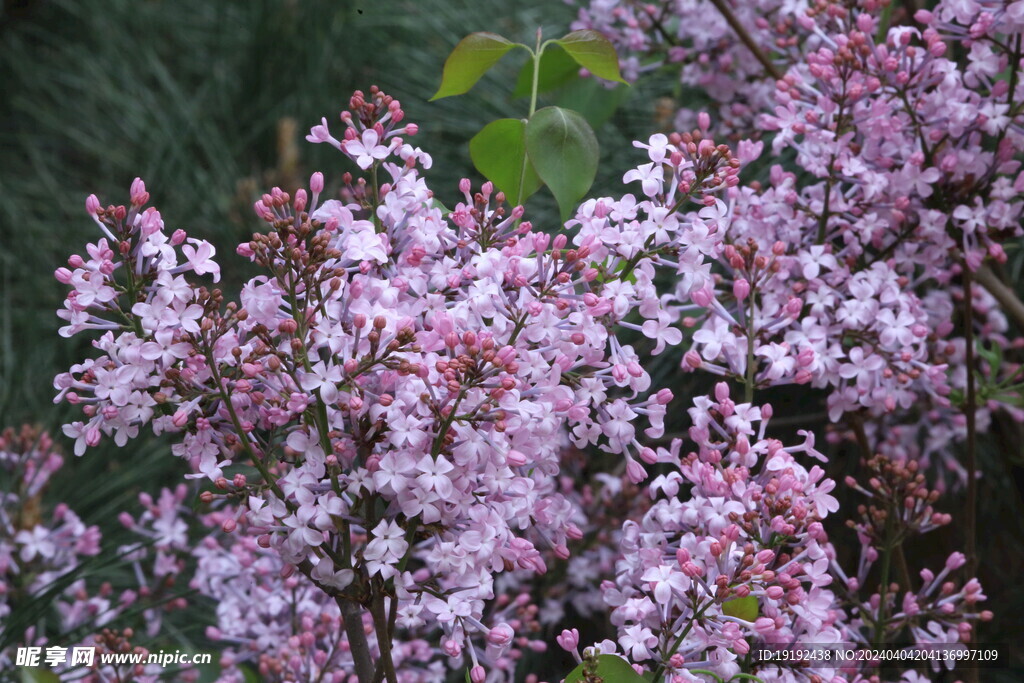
[722, 595, 759, 622]
[21, 669, 60, 683]
[431, 32, 520, 100]
[556, 76, 630, 129]
[469, 118, 542, 204]
[512, 44, 579, 97]
[524, 106, 598, 221]
[564, 655, 647, 683]
[555, 29, 627, 83]
[431, 198, 451, 217]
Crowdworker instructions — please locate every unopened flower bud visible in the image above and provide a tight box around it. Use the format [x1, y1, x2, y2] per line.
[625, 459, 647, 484]
[733, 278, 750, 301]
[310, 172, 324, 194]
[555, 629, 579, 652]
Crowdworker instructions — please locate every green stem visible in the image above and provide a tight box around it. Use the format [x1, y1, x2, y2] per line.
[529, 30, 543, 118]
[744, 292, 756, 403]
[816, 161, 834, 244]
[654, 599, 714, 683]
[874, 511, 894, 647]
[875, 1, 895, 44]
[514, 30, 544, 209]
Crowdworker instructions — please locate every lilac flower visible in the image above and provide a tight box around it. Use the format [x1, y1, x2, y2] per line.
[343, 128, 393, 169]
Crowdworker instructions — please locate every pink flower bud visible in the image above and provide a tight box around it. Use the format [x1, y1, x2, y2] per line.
[310, 172, 324, 194]
[486, 623, 514, 647]
[625, 459, 647, 484]
[946, 552, 966, 570]
[691, 286, 713, 308]
[442, 639, 462, 657]
[130, 177, 149, 206]
[733, 278, 750, 301]
[506, 449, 527, 467]
[639, 447, 658, 464]
[85, 194, 101, 215]
[555, 629, 579, 652]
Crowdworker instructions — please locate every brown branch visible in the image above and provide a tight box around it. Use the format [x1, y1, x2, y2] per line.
[962, 262, 980, 683]
[975, 264, 1024, 332]
[339, 597, 375, 683]
[370, 589, 399, 683]
[708, 0, 784, 82]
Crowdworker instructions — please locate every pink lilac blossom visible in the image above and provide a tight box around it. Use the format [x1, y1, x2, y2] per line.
[575, 0, 1024, 476]
[563, 387, 988, 682]
[0, 427, 198, 681]
[53, 85, 745, 680]
[48, 2, 1014, 669]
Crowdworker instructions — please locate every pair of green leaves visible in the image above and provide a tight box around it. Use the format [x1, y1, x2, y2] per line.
[468, 109, 596, 221]
[431, 30, 625, 221]
[430, 30, 623, 101]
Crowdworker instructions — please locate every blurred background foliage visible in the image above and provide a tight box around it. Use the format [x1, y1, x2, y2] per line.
[1, 0, 1023, 680]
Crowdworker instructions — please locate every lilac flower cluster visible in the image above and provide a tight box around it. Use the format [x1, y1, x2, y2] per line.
[0, 427, 104, 665]
[575, 0, 1024, 472]
[570, 0, 800, 134]
[0, 427, 199, 681]
[46, 1, 1017, 672]
[588, 384, 843, 681]
[52, 84, 753, 680]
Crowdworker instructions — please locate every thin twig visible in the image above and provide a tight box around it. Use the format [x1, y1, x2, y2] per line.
[895, 543, 913, 593]
[962, 262, 980, 683]
[708, 0, 784, 81]
[975, 264, 1024, 332]
[963, 263, 978, 579]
